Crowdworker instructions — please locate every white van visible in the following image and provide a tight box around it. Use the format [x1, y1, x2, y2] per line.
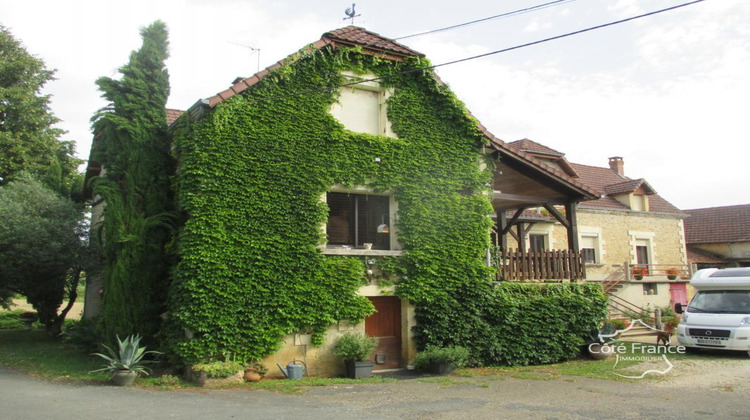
[675, 267, 750, 355]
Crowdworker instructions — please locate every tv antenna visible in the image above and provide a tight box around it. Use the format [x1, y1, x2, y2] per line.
[343, 3, 361, 25]
[229, 41, 261, 73]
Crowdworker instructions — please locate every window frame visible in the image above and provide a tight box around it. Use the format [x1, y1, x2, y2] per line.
[324, 188, 399, 253]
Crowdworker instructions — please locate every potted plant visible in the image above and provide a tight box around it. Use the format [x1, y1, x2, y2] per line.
[665, 267, 680, 280]
[192, 361, 245, 386]
[582, 322, 617, 360]
[413, 345, 470, 375]
[631, 266, 648, 280]
[18, 312, 37, 331]
[333, 332, 379, 379]
[91, 335, 161, 386]
[243, 360, 267, 382]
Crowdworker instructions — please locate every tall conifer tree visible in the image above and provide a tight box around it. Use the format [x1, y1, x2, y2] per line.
[91, 21, 173, 341]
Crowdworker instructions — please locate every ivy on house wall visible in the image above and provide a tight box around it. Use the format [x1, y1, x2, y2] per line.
[166, 47, 496, 364]
[165, 44, 608, 367]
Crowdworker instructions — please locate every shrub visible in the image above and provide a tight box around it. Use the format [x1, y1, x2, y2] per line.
[62, 318, 101, 352]
[413, 345, 470, 371]
[332, 333, 379, 362]
[192, 361, 244, 378]
[0, 310, 27, 330]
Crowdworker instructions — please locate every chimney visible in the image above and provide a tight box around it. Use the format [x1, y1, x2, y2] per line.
[608, 156, 624, 176]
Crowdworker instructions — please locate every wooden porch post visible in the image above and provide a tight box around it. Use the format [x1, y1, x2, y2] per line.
[565, 201, 581, 280]
[565, 202, 579, 253]
[497, 209, 508, 253]
[516, 223, 526, 256]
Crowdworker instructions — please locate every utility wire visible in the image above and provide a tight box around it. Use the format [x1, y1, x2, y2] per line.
[393, 0, 575, 41]
[245, 0, 705, 105]
[429, 0, 705, 70]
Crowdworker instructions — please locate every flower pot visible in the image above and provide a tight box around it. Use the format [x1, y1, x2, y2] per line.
[587, 343, 613, 360]
[667, 275, 677, 280]
[243, 369, 262, 382]
[345, 360, 375, 379]
[634, 276, 643, 280]
[112, 370, 138, 386]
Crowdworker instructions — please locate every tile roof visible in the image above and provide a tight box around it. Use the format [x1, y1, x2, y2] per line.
[684, 204, 750, 243]
[565, 162, 681, 214]
[508, 139, 565, 157]
[686, 246, 728, 264]
[166, 109, 184, 125]
[321, 26, 423, 58]
[603, 178, 655, 196]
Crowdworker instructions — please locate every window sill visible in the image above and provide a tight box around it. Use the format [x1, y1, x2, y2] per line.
[322, 248, 403, 257]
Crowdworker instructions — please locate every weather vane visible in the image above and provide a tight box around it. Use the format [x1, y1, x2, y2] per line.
[343, 3, 361, 25]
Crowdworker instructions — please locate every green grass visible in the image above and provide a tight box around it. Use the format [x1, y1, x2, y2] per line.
[0, 329, 107, 381]
[0, 329, 720, 391]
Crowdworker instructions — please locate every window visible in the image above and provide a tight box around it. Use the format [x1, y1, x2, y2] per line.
[580, 235, 598, 264]
[326, 192, 390, 250]
[636, 243, 649, 265]
[529, 234, 546, 252]
[329, 73, 393, 137]
[643, 283, 658, 295]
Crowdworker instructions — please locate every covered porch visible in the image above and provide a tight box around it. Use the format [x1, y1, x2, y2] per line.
[485, 137, 599, 282]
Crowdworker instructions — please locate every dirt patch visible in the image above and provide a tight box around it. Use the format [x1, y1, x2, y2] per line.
[648, 353, 750, 392]
[2, 299, 83, 320]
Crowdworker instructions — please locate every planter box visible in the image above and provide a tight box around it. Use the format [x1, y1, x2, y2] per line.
[345, 360, 375, 379]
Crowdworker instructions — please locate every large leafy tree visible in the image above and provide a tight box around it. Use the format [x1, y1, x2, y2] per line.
[90, 21, 174, 341]
[0, 26, 80, 192]
[0, 174, 86, 338]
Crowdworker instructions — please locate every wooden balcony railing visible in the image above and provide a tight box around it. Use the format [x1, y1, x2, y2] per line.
[494, 248, 586, 282]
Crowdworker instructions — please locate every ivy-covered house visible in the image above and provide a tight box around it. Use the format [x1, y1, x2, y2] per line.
[85, 26, 607, 375]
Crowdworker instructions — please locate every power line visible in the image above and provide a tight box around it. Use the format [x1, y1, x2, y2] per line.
[430, 0, 705, 70]
[245, 0, 705, 105]
[393, 0, 575, 41]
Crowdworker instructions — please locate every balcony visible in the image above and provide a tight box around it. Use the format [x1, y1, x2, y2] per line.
[493, 247, 586, 282]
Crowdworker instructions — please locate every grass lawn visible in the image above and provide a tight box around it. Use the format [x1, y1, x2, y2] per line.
[0, 329, 106, 382]
[0, 325, 707, 392]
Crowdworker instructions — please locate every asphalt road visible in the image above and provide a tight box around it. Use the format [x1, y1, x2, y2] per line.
[1, 366, 748, 420]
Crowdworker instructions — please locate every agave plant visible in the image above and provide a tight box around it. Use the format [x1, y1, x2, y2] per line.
[91, 334, 161, 376]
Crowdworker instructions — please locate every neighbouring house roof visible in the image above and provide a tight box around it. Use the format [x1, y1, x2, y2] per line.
[507, 139, 579, 178]
[684, 204, 750, 244]
[503, 139, 682, 215]
[686, 246, 728, 265]
[569, 162, 681, 214]
[603, 178, 655, 196]
[509, 139, 565, 157]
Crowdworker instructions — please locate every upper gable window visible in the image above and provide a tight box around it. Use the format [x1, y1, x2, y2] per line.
[329, 73, 394, 137]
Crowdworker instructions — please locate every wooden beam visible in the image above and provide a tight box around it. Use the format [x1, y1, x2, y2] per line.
[501, 207, 527, 235]
[543, 203, 569, 229]
[494, 192, 568, 204]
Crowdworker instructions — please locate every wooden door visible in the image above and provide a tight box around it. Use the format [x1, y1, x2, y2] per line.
[670, 283, 688, 307]
[365, 296, 402, 370]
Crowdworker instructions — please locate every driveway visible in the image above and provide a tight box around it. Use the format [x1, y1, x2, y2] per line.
[2, 357, 750, 420]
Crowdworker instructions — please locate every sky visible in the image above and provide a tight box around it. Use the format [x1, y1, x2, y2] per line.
[2, 0, 748, 210]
